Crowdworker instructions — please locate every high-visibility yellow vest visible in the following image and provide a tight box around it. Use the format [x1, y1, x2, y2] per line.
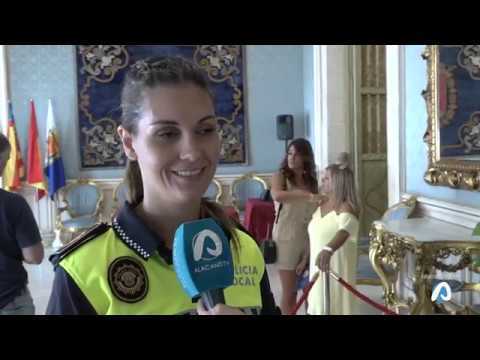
[59, 227, 265, 315]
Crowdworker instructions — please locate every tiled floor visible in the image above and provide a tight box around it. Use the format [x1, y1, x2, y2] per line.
[25, 247, 384, 315]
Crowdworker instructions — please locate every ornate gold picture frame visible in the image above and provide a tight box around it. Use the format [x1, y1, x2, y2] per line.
[423, 45, 480, 191]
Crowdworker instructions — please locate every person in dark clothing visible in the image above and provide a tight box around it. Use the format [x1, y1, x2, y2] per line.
[0, 133, 44, 315]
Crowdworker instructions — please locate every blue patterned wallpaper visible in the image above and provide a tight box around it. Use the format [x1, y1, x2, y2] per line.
[8, 45, 306, 179]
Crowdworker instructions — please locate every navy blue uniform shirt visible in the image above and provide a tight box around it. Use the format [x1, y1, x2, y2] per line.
[0, 188, 42, 308]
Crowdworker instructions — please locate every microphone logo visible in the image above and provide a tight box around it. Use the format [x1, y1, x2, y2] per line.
[192, 229, 223, 262]
[431, 281, 452, 304]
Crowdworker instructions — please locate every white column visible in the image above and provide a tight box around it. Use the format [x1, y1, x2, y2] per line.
[386, 45, 406, 206]
[312, 45, 327, 172]
[0, 45, 8, 190]
[0, 45, 8, 135]
[312, 45, 353, 173]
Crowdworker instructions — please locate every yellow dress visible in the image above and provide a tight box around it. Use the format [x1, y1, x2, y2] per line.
[307, 209, 359, 315]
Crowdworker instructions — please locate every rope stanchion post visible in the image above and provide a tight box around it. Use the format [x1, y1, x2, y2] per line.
[289, 269, 398, 316]
[288, 272, 318, 315]
[328, 270, 398, 316]
[323, 271, 330, 315]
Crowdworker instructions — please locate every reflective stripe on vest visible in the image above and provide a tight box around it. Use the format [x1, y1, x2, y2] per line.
[60, 229, 265, 315]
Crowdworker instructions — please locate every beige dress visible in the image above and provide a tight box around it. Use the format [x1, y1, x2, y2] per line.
[307, 209, 359, 315]
[272, 179, 317, 271]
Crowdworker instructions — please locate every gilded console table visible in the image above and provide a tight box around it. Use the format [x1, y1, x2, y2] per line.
[369, 218, 480, 315]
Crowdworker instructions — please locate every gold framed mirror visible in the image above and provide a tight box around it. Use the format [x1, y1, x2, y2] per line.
[423, 45, 480, 191]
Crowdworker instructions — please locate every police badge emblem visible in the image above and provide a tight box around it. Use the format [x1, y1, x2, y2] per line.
[108, 257, 149, 303]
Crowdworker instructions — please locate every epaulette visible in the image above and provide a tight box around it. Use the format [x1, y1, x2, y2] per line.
[49, 223, 111, 268]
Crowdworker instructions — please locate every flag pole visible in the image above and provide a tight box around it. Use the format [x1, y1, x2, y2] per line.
[52, 192, 64, 249]
[45, 98, 66, 248]
[34, 188, 42, 238]
[54, 192, 58, 229]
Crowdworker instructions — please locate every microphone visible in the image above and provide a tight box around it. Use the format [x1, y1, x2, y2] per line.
[173, 218, 234, 310]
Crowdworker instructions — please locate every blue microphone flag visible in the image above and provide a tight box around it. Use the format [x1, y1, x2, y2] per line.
[173, 218, 234, 299]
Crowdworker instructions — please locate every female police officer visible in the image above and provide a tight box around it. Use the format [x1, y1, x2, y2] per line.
[46, 56, 279, 315]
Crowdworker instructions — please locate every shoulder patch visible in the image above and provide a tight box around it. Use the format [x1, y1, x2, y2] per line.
[108, 256, 149, 303]
[49, 223, 111, 267]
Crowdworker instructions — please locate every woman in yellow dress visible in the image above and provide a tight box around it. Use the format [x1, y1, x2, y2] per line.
[307, 153, 359, 315]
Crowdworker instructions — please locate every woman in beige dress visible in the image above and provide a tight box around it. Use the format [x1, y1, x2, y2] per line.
[307, 153, 360, 315]
[271, 138, 319, 315]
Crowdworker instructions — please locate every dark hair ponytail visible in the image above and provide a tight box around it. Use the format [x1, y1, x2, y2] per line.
[0, 133, 10, 154]
[125, 160, 143, 206]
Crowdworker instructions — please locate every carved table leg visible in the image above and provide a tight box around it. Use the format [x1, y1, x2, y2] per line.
[369, 224, 402, 312]
[410, 247, 435, 315]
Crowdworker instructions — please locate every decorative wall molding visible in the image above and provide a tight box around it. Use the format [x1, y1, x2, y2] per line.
[386, 45, 406, 207]
[402, 192, 480, 230]
[313, 45, 328, 170]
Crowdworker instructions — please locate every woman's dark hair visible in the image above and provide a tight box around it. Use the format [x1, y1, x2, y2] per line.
[120, 56, 240, 249]
[0, 133, 10, 155]
[279, 138, 318, 193]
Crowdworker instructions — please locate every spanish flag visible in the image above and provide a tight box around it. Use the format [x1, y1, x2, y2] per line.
[3, 102, 25, 191]
[27, 100, 46, 200]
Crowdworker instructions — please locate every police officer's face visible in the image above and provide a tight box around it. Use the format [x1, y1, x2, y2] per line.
[120, 83, 220, 205]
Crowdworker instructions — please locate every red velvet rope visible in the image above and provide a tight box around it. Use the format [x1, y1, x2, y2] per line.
[289, 272, 398, 316]
[289, 273, 319, 316]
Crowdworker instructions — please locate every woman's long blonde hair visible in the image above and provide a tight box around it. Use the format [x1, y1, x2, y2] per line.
[325, 152, 360, 216]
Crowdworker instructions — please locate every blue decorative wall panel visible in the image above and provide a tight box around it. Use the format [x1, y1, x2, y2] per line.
[76, 45, 247, 168]
[438, 45, 480, 157]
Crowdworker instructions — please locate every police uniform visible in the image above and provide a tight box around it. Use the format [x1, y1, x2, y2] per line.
[46, 202, 280, 315]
